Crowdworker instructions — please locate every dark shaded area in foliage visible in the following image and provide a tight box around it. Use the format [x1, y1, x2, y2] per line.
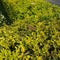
[0, 0, 13, 25]
[9, 45, 16, 52]
[24, 47, 34, 56]
[38, 42, 44, 49]
[48, 44, 55, 54]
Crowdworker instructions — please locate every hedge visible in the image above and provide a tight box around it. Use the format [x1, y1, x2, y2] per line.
[0, 0, 60, 60]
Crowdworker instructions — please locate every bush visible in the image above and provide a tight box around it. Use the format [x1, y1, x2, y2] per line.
[0, 0, 60, 60]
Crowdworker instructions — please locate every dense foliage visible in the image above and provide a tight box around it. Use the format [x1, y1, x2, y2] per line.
[0, 0, 60, 60]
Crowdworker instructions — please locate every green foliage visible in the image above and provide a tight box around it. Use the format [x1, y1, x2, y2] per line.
[0, 0, 60, 60]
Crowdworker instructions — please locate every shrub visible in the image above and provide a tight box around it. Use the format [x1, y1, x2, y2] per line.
[0, 0, 60, 60]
